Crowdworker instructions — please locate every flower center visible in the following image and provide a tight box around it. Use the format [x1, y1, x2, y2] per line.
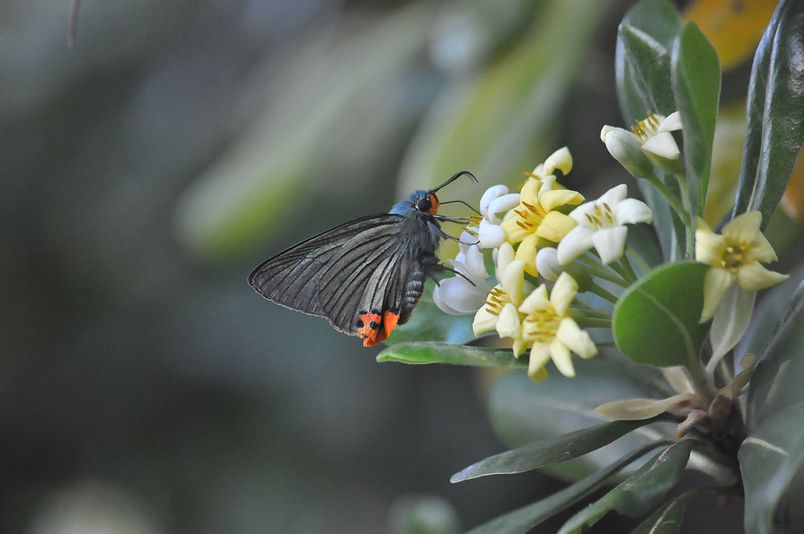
[523, 306, 561, 343]
[484, 286, 510, 315]
[631, 112, 660, 140]
[720, 243, 747, 272]
[513, 201, 546, 231]
[583, 202, 617, 229]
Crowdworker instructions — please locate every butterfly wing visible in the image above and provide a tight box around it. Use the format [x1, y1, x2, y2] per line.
[249, 214, 413, 344]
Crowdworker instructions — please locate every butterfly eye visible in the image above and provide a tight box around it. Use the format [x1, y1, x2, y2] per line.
[416, 197, 431, 212]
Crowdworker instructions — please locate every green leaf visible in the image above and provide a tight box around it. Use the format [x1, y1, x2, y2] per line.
[671, 22, 721, 217]
[488, 356, 673, 482]
[746, 280, 804, 430]
[615, 0, 684, 260]
[558, 440, 696, 533]
[613, 261, 709, 367]
[387, 495, 460, 534]
[377, 342, 523, 368]
[630, 492, 691, 534]
[740, 399, 804, 534]
[732, 0, 804, 229]
[451, 417, 663, 483]
[465, 442, 669, 534]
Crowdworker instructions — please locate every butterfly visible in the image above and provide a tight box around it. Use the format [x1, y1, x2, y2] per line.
[248, 171, 478, 347]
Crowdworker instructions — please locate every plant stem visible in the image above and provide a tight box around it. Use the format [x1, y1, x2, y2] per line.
[577, 317, 612, 328]
[585, 281, 618, 304]
[673, 173, 695, 259]
[626, 247, 651, 274]
[575, 256, 630, 287]
[618, 254, 638, 281]
[641, 171, 688, 222]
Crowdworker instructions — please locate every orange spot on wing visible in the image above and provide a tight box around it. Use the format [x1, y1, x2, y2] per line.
[357, 309, 401, 347]
[428, 193, 440, 214]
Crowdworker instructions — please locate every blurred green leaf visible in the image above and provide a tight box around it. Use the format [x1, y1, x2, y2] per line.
[558, 440, 696, 533]
[176, 3, 436, 259]
[386, 294, 474, 346]
[671, 22, 720, 217]
[451, 418, 662, 483]
[739, 399, 804, 534]
[377, 342, 522, 368]
[630, 491, 691, 534]
[733, 0, 804, 229]
[487, 356, 673, 482]
[746, 280, 804, 430]
[615, 0, 684, 260]
[613, 261, 709, 367]
[399, 0, 612, 201]
[387, 495, 460, 534]
[465, 442, 669, 534]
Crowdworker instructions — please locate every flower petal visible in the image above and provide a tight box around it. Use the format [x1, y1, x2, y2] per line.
[540, 189, 584, 211]
[496, 303, 520, 339]
[700, 268, 735, 322]
[736, 262, 789, 291]
[501, 260, 525, 306]
[435, 277, 487, 315]
[536, 211, 576, 243]
[433, 283, 461, 315]
[557, 318, 598, 358]
[536, 247, 561, 281]
[695, 224, 726, 265]
[723, 211, 761, 245]
[550, 272, 578, 315]
[496, 242, 515, 279]
[591, 226, 628, 264]
[472, 305, 497, 335]
[478, 218, 506, 249]
[487, 193, 521, 224]
[748, 231, 778, 263]
[515, 234, 539, 277]
[464, 244, 489, 279]
[544, 147, 573, 175]
[641, 131, 680, 159]
[598, 184, 628, 206]
[549, 339, 575, 377]
[479, 185, 509, 216]
[658, 111, 682, 132]
[557, 225, 595, 265]
[528, 343, 551, 382]
[500, 217, 527, 245]
[519, 284, 549, 314]
[613, 198, 653, 225]
[601, 126, 654, 178]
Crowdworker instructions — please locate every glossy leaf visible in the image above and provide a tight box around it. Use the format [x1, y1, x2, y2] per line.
[594, 393, 697, 421]
[377, 342, 523, 368]
[451, 417, 663, 483]
[558, 440, 696, 533]
[487, 356, 673, 482]
[671, 22, 721, 217]
[746, 279, 804, 429]
[732, 0, 804, 229]
[740, 399, 804, 534]
[684, 0, 777, 70]
[630, 491, 691, 534]
[615, 0, 684, 260]
[465, 442, 669, 534]
[613, 261, 709, 367]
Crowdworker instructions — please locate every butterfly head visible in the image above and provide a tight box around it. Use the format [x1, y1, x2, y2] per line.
[390, 171, 477, 217]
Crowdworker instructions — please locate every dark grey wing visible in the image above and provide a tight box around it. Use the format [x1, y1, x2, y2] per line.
[248, 214, 405, 333]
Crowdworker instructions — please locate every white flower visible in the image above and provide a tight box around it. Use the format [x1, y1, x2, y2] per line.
[600, 112, 683, 176]
[535, 247, 562, 281]
[433, 232, 492, 315]
[557, 184, 653, 265]
[472, 243, 526, 352]
[477, 185, 520, 249]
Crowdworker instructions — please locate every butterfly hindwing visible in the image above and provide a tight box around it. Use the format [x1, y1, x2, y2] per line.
[249, 214, 410, 342]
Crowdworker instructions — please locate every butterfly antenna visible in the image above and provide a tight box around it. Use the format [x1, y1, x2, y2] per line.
[438, 200, 482, 216]
[431, 170, 478, 193]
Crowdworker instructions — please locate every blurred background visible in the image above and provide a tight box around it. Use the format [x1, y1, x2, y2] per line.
[1, 0, 800, 533]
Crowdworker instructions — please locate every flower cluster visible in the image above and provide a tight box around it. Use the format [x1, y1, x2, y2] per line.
[434, 147, 654, 381]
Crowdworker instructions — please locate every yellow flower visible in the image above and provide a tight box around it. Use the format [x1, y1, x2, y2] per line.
[518, 273, 597, 382]
[472, 243, 527, 350]
[696, 211, 788, 322]
[500, 148, 584, 276]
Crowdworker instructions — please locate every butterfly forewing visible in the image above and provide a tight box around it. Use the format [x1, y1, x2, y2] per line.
[248, 214, 408, 337]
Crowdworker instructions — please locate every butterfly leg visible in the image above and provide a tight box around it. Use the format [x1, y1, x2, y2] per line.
[422, 257, 476, 287]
